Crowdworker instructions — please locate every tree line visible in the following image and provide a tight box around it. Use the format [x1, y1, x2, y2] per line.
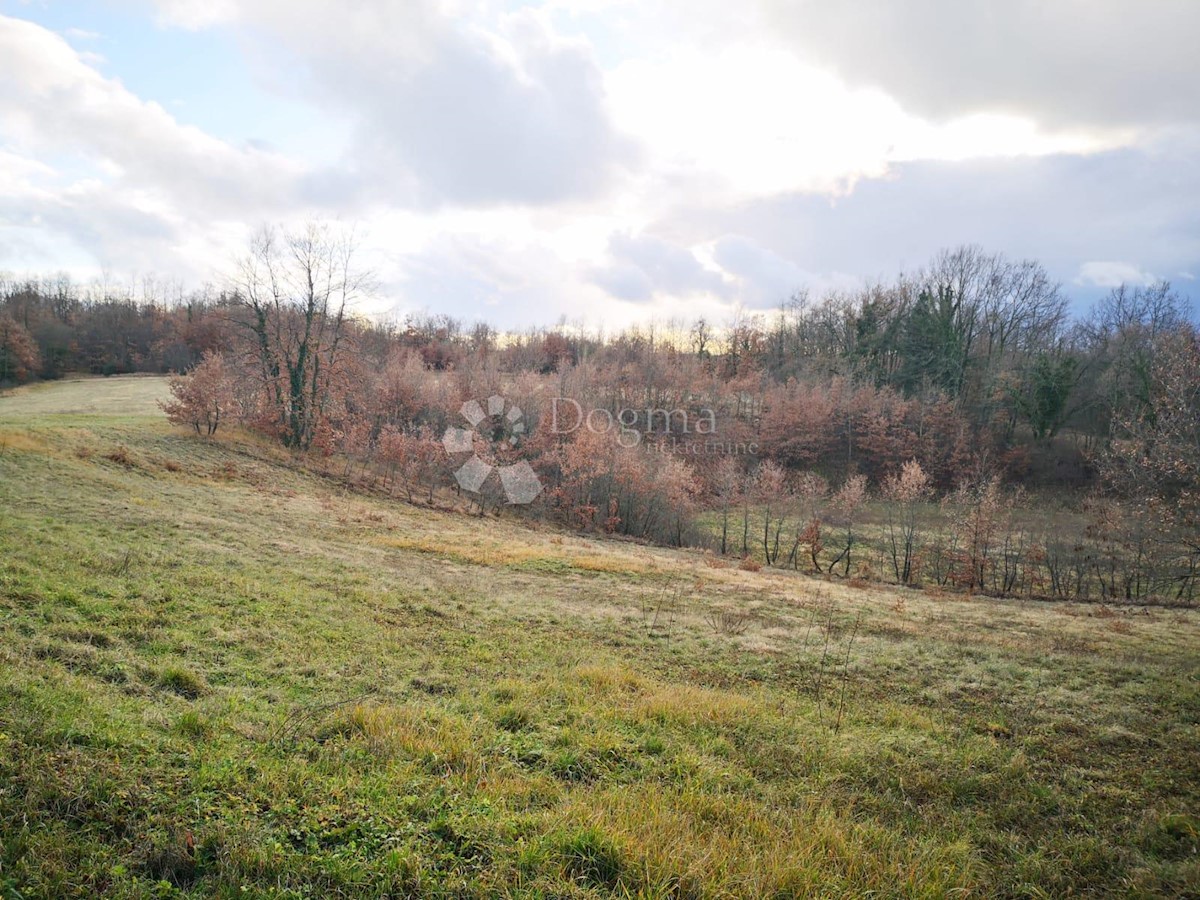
[3, 229, 1196, 601]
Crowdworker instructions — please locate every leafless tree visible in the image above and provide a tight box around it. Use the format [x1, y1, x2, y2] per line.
[232, 221, 374, 450]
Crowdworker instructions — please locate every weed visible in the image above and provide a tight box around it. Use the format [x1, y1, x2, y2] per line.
[706, 606, 756, 636]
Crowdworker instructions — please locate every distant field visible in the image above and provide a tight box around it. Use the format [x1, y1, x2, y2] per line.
[0, 378, 1197, 898]
[0, 375, 170, 421]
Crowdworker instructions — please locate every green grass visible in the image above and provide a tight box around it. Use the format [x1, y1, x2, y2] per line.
[0, 376, 1197, 897]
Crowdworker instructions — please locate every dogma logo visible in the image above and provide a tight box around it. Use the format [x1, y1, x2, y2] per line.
[441, 395, 543, 504]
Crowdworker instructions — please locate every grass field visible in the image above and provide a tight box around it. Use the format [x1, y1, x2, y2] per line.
[1, 377, 1197, 898]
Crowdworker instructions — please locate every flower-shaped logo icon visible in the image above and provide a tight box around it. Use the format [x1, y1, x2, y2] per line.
[441, 395, 542, 504]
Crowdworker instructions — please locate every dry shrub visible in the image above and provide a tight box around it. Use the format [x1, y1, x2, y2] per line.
[738, 556, 762, 572]
[1052, 634, 1096, 653]
[104, 445, 133, 466]
[704, 554, 731, 570]
[707, 607, 756, 636]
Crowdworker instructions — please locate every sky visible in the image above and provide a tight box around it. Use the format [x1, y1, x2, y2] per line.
[1, 0, 1198, 328]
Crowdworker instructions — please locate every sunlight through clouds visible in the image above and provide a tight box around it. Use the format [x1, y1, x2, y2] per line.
[0, 1, 1196, 326]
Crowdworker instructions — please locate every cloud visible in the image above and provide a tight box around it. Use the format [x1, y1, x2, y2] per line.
[151, 0, 239, 30]
[655, 136, 1200, 311]
[3, 2, 1198, 328]
[603, 41, 1111, 213]
[592, 261, 654, 302]
[0, 16, 305, 216]
[758, 0, 1200, 131]
[388, 229, 619, 329]
[0, 14, 321, 273]
[153, 1, 638, 208]
[383, 225, 742, 330]
[592, 231, 727, 302]
[712, 235, 806, 307]
[1075, 261, 1158, 289]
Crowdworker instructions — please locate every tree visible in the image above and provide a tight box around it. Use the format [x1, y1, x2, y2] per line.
[232, 222, 372, 450]
[160, 351, 236, 436]
[784, 472, 827, 572]
[711, 456, 743, 555]
[1010, 351, 1081, 441]
[943, 476, 1009, 591]
[754, 461, 787, 565]
[882, 460, 932, 584]
[1076, 281, 1190, 441]
[690, 317, 713, 358]
[898, 284, 966, 397]
[0, 315, 40, 384]
[826, 475, 868, 577]
[1098, 325, 1200, 601]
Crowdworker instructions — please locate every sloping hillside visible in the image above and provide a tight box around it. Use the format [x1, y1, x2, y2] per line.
[1, 377, 1197, 898]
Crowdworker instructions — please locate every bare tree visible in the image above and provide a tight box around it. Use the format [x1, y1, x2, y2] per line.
[232, 222, 373, 450]
[690, 317, 712, 358]
[882, 459, 933, 584]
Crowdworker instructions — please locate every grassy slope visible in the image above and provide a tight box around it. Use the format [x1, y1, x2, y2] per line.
[0, 377, 1197, 899]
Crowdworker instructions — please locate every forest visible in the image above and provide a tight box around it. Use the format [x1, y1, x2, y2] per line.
[2, 232, 1197, 604]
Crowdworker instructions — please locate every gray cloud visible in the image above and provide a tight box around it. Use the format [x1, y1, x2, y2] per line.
[387, 232, 594, 330]
[660, 133, 1200, 311]
[711, 235, 811, 308]
[592, 261, 654, 303]
[761, 0, 1200, 130]
[233, 2, 637, 207]
[592, 231, 727, 302]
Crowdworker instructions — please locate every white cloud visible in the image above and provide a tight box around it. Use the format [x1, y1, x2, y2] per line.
[604, 43, 1112, 207]
[0, 16, 305, 215]
[1075, 261, 1158, 289]
[2, 2, 1198, 326]
[151, 0, 239, 30]
[0, 14, 318, 275]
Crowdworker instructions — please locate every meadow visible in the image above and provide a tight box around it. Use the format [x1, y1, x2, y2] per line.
[0, 377, 1197, 898]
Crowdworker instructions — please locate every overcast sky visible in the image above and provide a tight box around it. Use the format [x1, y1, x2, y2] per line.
[1, 0, 1197, 327]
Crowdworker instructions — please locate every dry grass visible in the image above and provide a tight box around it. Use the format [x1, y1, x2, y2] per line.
[0, 373, 170, 420]
[0, 376, 1197, 898]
